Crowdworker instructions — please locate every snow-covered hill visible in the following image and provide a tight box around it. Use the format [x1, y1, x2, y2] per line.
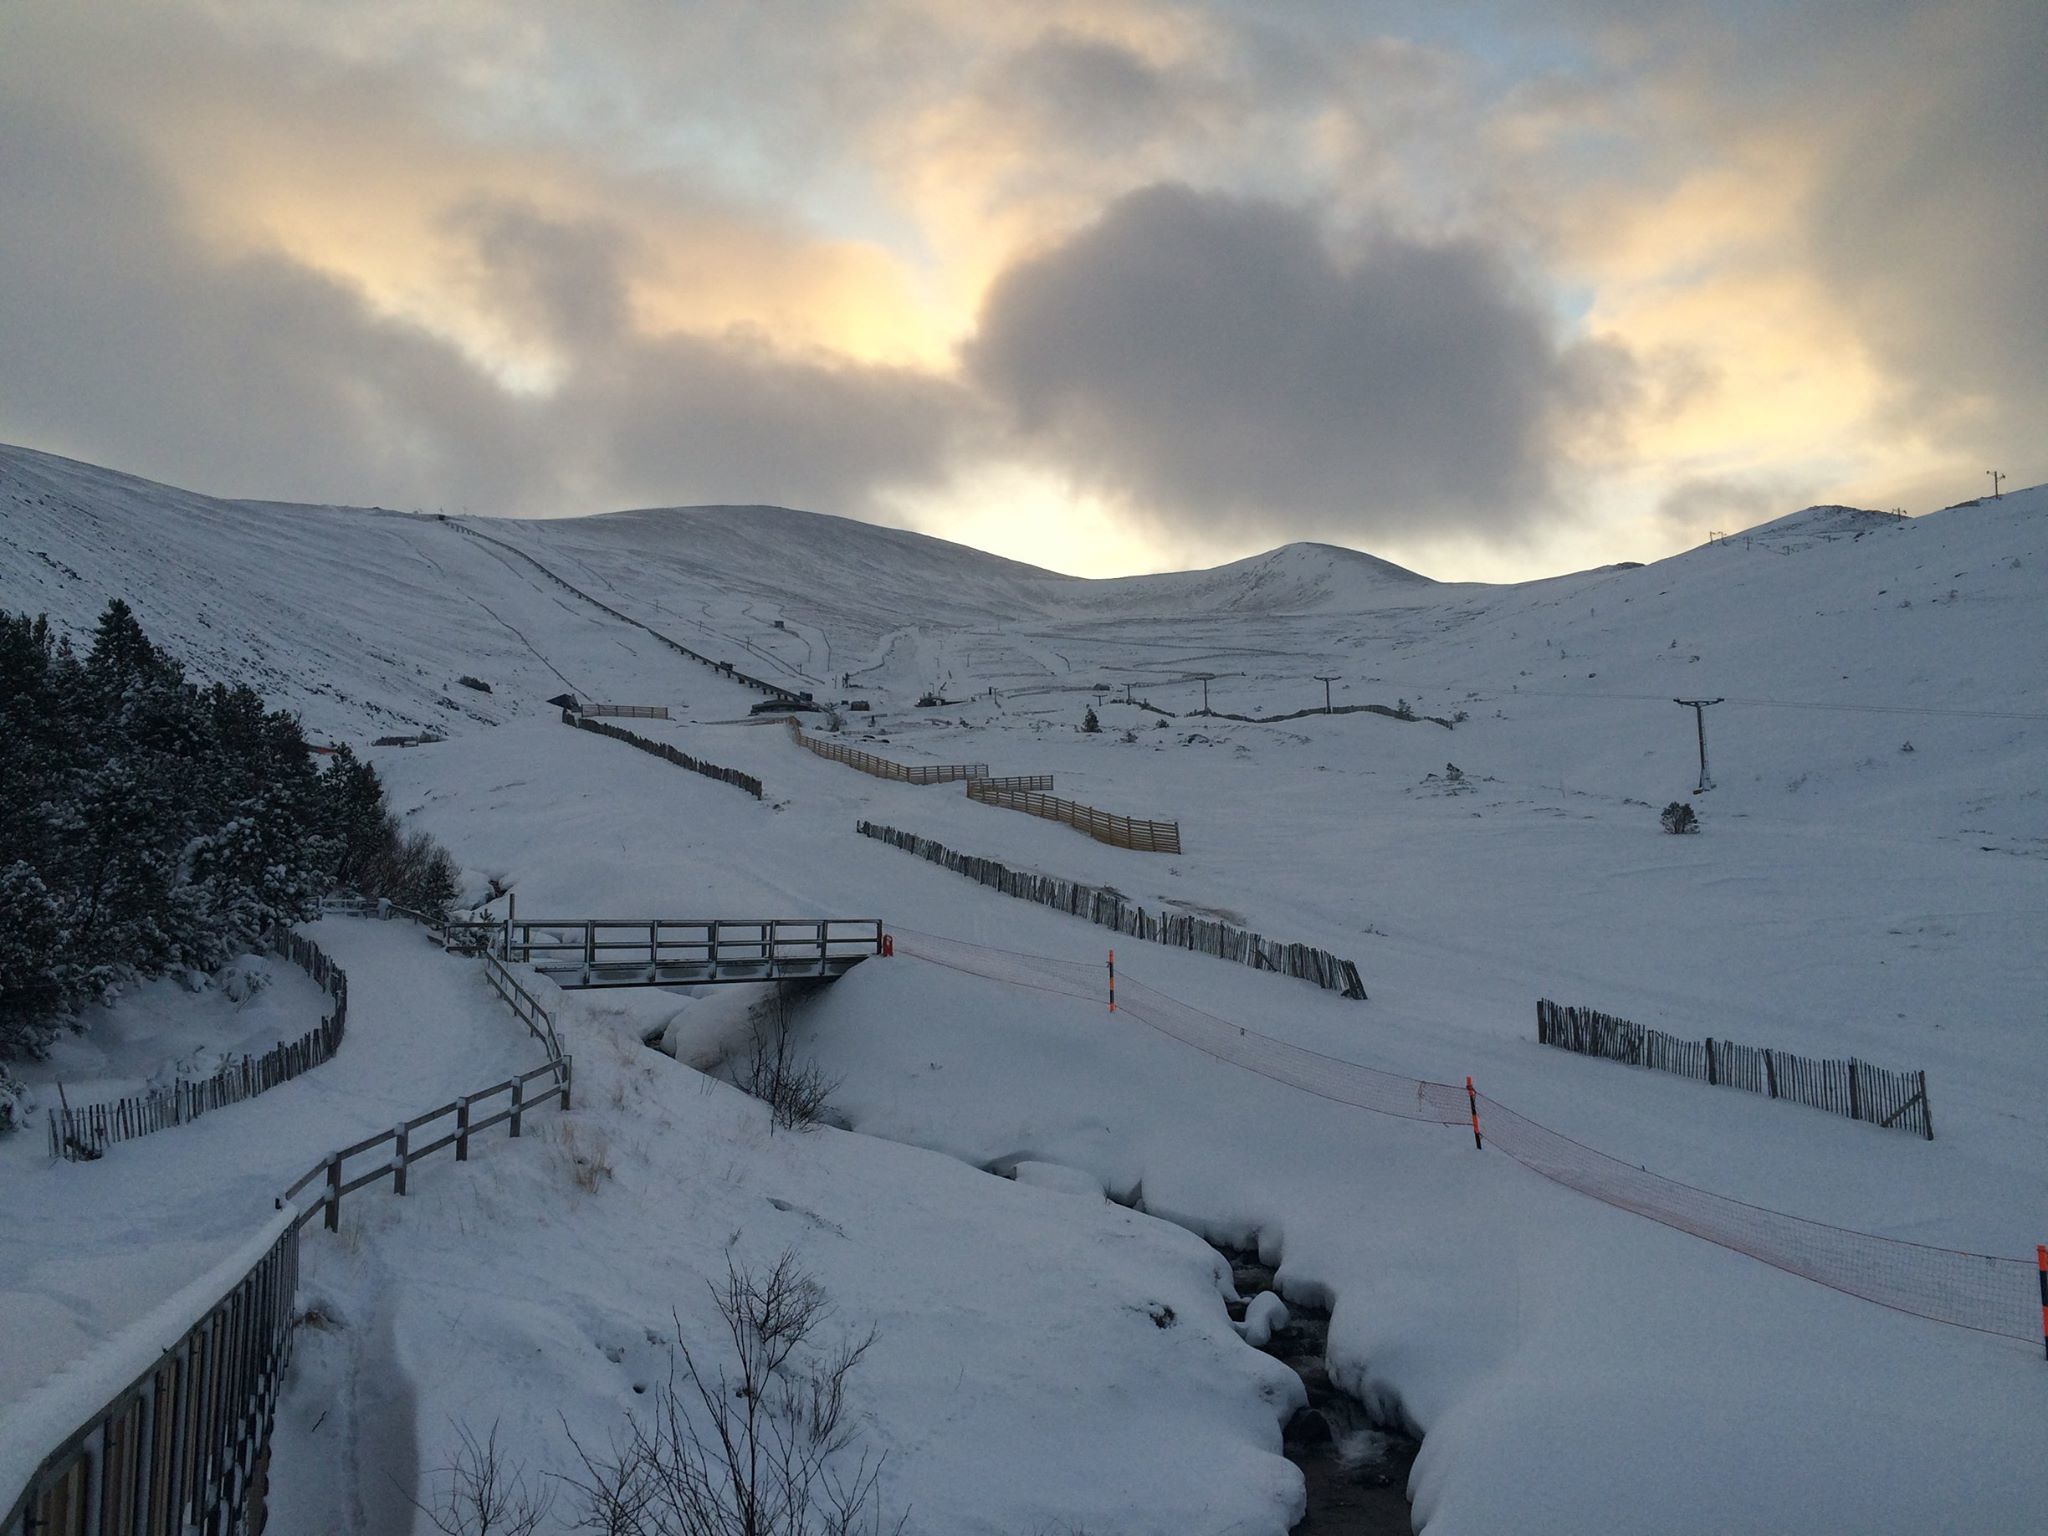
[6, 441, 2048, 1535]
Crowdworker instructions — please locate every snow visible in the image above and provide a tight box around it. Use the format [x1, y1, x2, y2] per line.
[1239, 1292, 1290, 1349]
[4, 442, 2046, 1532]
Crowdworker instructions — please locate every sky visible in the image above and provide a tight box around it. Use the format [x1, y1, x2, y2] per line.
[1, 1, 2041, 582]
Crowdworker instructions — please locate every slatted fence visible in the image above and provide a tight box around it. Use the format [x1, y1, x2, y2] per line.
[564, 709, 763, 799]
[858, 821, 1364, 999]
[1536, 1000, 1933, 1138]
[447, 523, 805, 702]
[586, 704, 671, 719]
[1, 1216, 301, 1536]
[49, 928, 350, 1162]
[964, 779, 1182, 854]
[786, 718, 989, 784]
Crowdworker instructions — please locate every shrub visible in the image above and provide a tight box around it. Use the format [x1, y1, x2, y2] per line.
[1661, 801, 1700, 834]
[741, 987, 840, 1133]
[564, 1253, 901, 1536]
[0, 1063, 26, 1135]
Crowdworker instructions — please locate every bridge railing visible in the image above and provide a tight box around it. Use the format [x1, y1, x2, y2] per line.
[507, 918, 883, 973]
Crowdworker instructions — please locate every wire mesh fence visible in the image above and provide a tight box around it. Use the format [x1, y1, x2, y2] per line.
[893, 930, 2036, 1344]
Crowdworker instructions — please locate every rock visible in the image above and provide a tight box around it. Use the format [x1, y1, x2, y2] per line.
[1284, 1407, 1334, 1447]
[1238, 1290, 1290, 1348]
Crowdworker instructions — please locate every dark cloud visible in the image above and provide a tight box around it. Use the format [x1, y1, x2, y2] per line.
[1655, 475, 1812, 538]
[994, 32, 1177, 149]
[448, 197, 636, 356]
[967, 183, 1630, 542]
[566, 332, 975, 516]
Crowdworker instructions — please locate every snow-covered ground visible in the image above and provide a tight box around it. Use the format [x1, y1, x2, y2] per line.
[3, 442, 2045, 1532]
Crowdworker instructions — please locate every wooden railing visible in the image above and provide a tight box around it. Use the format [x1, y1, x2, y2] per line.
[506, 917, 882, 975]
[785, 719, 991, 785]
[964, 780, 1182, 854]
[276, 1056, 570, 1232]
[586, 704, 670, 719]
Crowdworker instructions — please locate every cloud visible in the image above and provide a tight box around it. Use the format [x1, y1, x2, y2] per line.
[967, 183, 1632, 543]
[1655, 474, 1816, 537]
[1800, 1, 2048, 445]
[0, 66, 971, 518]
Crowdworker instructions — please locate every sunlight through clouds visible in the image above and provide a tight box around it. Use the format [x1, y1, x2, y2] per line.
[0, 0, 2038, 578]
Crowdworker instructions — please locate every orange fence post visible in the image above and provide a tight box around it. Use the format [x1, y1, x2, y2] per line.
[1108, 949, 1116, 1013]
[1466, 1076, 1482, 1150]
[2038, 1245, 2047, 1360]
[881, 933, 894, 958]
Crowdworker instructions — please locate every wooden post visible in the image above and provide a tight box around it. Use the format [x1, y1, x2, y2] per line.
[1848, 1059, 1861, 1121]
[559, 1056, 573, 1112]
[1918, 1071, 1932, 1140]
[1762, 1049, 1779, 1099]
[324, 1156, 341, 1231]
[1705, 1037, 1718, 1085]
[393, 1126, 408, 1195]
[455, 1097, 471, 1160]
[1466, 1076, 1483, 1150]
[510, 1078, 525, 1138]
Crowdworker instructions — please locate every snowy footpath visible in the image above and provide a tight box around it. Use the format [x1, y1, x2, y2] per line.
[0, 920, 533, 1400]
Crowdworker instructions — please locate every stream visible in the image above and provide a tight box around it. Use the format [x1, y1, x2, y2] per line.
[1217, 1244, 1419, 1536]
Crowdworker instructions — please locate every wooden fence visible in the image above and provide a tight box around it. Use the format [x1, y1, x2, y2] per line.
[564, 709, 763, 799]
[964, 779, 1182, 854]
[447, 523, 806, 703]
[2, 1215, 301, 1536]
[49, 928, 350, 1162]
[858, 821, 1365, 999]
[785, 718, 991, 784]
[1535, 1000, 1933, 1138]
[587, 703, 671, 719]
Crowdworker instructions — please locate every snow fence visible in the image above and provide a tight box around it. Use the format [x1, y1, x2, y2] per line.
[862, 821, 1365, 999]
[1537, 999, 1934, 1138]
[563, 709, 764, 799]
[48, 926, 349, 1162]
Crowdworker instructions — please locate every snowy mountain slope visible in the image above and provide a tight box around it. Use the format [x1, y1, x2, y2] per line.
[6, 442, 2048, 1533]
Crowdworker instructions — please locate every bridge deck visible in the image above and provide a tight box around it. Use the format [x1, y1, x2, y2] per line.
[531, 955, 870, 989]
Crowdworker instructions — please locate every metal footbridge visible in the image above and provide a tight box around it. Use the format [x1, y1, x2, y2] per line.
[496, 916, 884, 989]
